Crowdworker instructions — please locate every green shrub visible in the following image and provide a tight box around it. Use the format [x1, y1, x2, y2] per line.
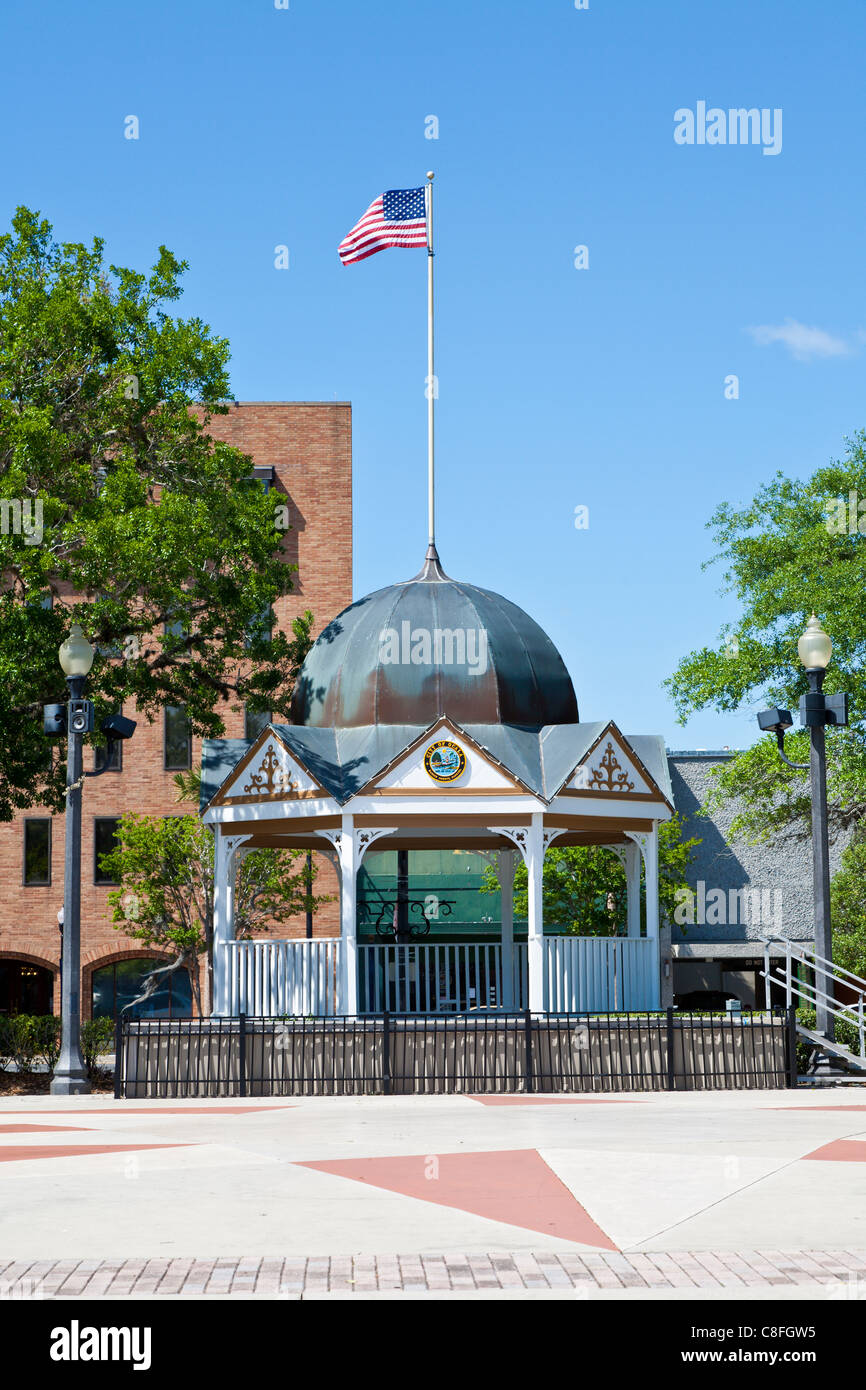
[6, 1014, 61, 1073]
[33, 1015, 61, 1070]
[81, 1017, 115, 1079]
[0, 1016, 13, 1071]
[0, 1015, 114, 1079]
[0, 1015, 53, 1073]
[9, 1015, 41, 1074]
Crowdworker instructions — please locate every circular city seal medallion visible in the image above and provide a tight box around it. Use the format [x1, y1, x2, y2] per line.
[423, 739, 467, 783]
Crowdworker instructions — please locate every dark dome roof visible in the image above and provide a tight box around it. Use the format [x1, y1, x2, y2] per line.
[291, 547, 579, 729]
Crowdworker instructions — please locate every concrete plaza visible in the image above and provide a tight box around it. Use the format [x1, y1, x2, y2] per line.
[0, 1087, 864, 1299]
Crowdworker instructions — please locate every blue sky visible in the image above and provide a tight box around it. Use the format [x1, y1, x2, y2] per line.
[2, 0, 864, 748]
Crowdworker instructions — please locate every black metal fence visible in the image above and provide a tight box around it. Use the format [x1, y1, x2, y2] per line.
[115, 1007, 796, 1098]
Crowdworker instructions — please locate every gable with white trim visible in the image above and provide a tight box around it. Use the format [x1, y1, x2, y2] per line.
[567, 730, 654, 797]
[373, 728, 520, 793]
[219, 736, 322, 802]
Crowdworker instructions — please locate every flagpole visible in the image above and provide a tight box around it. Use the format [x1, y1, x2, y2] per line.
[425, 170, 435, 552]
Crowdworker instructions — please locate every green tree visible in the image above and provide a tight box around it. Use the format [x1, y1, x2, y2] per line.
[0, 206, 311, 821]
[665, 431, 866, 843]
[101, 772, 330, 1013]
[829, 828, 866, 980]
[480, 815, 700, 934]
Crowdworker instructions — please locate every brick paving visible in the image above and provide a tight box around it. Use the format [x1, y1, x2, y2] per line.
[0, 1251, 863, 1297]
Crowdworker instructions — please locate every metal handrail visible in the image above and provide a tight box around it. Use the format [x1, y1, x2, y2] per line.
[759, 963, 866, 1057]
[759, 935, 866, 993]
[763, 966, 862, 1023]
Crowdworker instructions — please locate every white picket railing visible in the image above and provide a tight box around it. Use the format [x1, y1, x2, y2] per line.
[543, 936, 658, 1012]
[358, 942, 527, 1013]
[225, 938, 341, 1017]
[222, 935, 659, 1016]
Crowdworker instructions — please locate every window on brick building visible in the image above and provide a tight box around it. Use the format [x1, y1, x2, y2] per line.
[163, 613, 190, 660]
[0, 960, 53, 1015]
[91, 958, 193, 1021]
[244, 605, 274, 651]
[244, 706, 271, 741]
[164, 705, 192, 770]
[23, 818, 51, 885]
[241, 465, 273, 493]
[94, 818, 121, 885]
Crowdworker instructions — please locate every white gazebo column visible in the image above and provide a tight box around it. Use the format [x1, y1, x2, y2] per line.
[491, 818, 549, 1013]
[499, 849, 515, 1009]
[606, 843, 640, 938]
[211, 832, 251, 1016]
[338, 814, 359, 1017]
[625, 841, 642, 938]
[317, 824, 396, 1018]
[526, 813, 545, 1013]
[643, 823, 660, 944]
[626, 824, 661, 1008]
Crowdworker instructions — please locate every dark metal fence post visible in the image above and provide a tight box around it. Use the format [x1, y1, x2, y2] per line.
[524, 1009, 534, 1094]
[666, 1007, 676, 1091]
[238, 1012, 247, 1098]
[113, 1011, 123, 1100]
[787, 1004, 799, 1088]
[383, 1010, 391, 1096]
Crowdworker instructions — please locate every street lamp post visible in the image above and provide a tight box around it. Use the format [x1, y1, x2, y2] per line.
[43, 628, 137, 1094]
[800, 619, 834, 1044]
[57, 906, 63, 1008]
[51, 624, 96, 1095]
[757, 615, 850, 1047]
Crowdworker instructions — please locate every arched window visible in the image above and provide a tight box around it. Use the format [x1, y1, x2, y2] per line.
[0, 960, 54, 1015]
[91, 958, 193, 1020]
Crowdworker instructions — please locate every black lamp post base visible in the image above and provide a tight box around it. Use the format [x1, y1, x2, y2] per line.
[50, 1071, 91, 1096]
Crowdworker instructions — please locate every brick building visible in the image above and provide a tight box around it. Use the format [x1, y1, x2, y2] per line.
[0, 403, 351, 1020]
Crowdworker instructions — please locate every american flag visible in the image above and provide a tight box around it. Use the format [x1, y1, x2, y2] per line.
[339, 187, 428, 265]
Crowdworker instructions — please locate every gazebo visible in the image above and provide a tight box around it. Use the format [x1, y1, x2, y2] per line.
[201, 546, 674, 1018]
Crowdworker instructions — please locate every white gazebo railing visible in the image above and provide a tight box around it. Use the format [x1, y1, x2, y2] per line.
[225, 939, 341, 1017]
[543, 936, 658, 1012]
[221, 935, 659, 1016]
[358, 942, 527, 1014]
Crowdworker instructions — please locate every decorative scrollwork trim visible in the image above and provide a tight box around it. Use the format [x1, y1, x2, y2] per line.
[221, 833, 253, 866]
[241, 742, 297, 798]
[586, 741, 635, 794]
[542, 827, 568, 854]
[605, 844, 629, 867]
[489, 826, 530, 864]
[624, 830, 651, 857]
[356, 827, 398, 862]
